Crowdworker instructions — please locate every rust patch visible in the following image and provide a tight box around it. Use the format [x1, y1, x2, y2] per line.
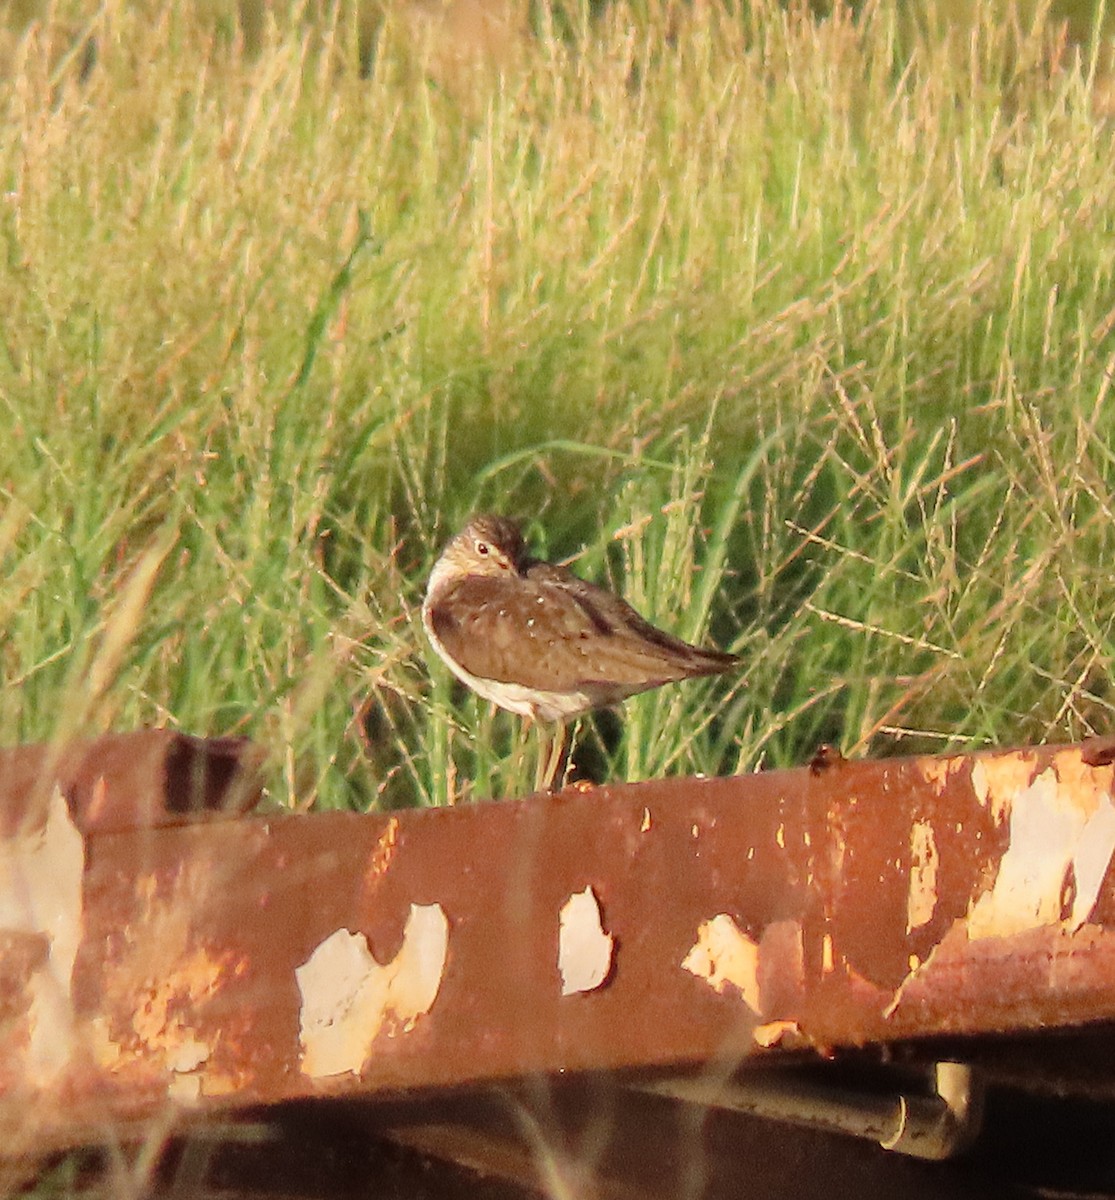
[0, 731, 262, 835]
[129, 948, 222, 1074]
[0, 931, 48, 1039]
[883, 928, 945, 1019]
[87, 851, 248, 1093]
[1081, 735, 1115, 767]
[755, 919, 806, 1019]
[882, 919, 1115, 1034]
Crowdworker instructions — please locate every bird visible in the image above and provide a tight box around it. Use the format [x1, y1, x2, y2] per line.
[422, 514, 739, 792]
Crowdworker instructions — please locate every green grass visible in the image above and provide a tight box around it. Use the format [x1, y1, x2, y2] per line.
[1, 0, 1114, 810]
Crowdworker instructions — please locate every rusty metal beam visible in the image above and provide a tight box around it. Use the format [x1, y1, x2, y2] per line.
[0, 730, 264, 834]
[3, 735, 1115, 1160]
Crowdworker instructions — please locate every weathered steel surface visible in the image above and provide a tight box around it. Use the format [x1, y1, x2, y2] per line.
[3, 737, 1115, 1157]
[0, 730, 263, 834]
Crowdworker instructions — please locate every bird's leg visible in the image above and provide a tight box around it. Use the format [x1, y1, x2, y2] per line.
[533, 721, 551, 794]
[536, 722, 571, 793]
[513, 713, 535, 794]
[551, 720, 573, 790]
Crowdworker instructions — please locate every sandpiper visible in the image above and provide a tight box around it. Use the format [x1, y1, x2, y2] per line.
[422, 514, 738, 791]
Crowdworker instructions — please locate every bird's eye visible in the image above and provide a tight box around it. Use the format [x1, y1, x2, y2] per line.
[476, 541, 490, 556]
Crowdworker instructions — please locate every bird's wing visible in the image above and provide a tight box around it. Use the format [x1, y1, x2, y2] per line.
[426, 573, 615, 692]
[426, 568, 736, 697]
[526, 564, 737, 666]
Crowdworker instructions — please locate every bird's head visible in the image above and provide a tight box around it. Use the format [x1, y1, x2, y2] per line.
[427, 514, 526, 595]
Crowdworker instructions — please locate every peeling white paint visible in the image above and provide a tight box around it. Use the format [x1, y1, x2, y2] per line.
[919, 755, 963, 795]
[167, 1073, 203, 1103]
[0, 785, 84, 1081]
[907, 820, 939, 933]
[971, 754, 1038, 824]
[682, 914, 760, 1014]
[829, 826, 847, 878]
[753, 1019, 800, 1048]
[296, 904, 449, 1078]
[165, 1035, 212, 1074]
[558, 887, 614, 996]
[969, 767, 1115, 939]
[1070, 801, 1115, 930]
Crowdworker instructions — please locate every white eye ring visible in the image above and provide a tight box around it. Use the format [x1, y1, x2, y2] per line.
[476, 541, 490, 556]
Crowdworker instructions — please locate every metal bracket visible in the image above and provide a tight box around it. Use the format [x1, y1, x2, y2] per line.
[636, 1061, 984, 1160]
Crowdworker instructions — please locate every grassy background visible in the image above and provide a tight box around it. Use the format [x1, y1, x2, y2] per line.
[1, 0, 1114, 810]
